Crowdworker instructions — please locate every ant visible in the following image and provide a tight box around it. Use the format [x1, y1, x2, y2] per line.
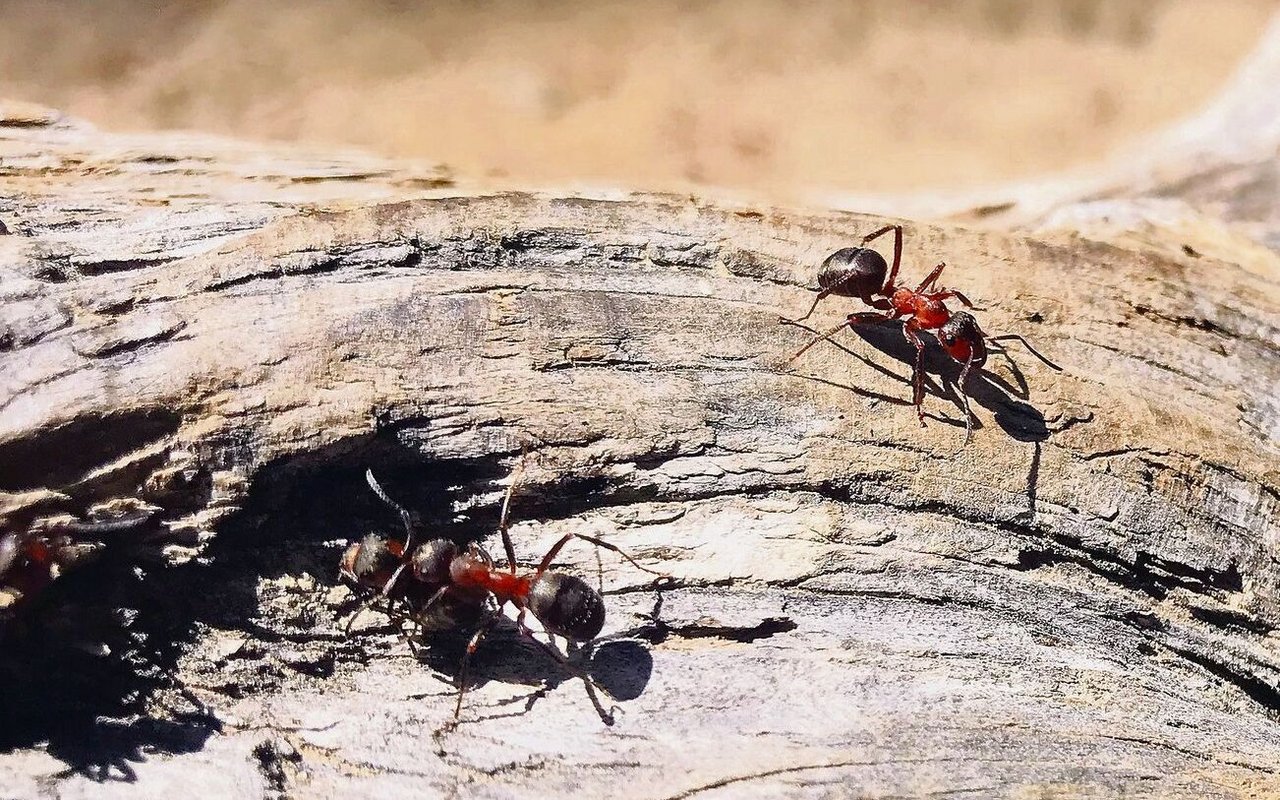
[0, 532, 58, 610]
[2, 512, 156, 616]
[782, 224, 1061, 443]
[341, 465, 668, 721]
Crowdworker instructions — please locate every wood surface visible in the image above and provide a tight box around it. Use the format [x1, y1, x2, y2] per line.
[1, 32, 1279, 797]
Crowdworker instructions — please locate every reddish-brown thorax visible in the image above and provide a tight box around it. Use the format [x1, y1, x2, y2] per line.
[891, 288, 949, 328]
[449, 555, 531, 604]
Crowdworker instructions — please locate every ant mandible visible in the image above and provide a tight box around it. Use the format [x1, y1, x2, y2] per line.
[342, 465, 668, 721]
[783, 224, 1061, 443]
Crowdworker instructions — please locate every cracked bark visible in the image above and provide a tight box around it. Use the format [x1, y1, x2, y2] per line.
[1, 50, 1280, 800]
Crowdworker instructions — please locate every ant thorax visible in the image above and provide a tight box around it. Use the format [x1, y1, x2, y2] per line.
[448, 551, 529, 601]
[889, 286, 915, 313]
[894, 289, 948, 328]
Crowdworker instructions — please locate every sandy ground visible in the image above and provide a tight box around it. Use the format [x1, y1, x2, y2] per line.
[0, 0, 1276, 198]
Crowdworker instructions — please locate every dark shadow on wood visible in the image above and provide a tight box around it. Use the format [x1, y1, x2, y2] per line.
[0, 420, 680, 770]
[783, 318, 1052, 443]
[0, 550, 220, 782]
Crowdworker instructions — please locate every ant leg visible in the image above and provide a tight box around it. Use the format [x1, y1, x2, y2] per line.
[783, 318, 851, 365]
[914, 262, 947, 294]
[496, 459, 527, 573]
[380, 563, 409, 598]
[376, 596, 429, 658]
[903, 319, 929, 427]
[366, 470, 416, 554]
[782, 311, 896, 366]
[342, 588, 401, 636]
[514, 610, 585, 679]
[533, 532, 668, 582]
[415, 584, 453, 620]
[956, 349, 977, 445]
[342, 605, 366, 636]
[782, 288, 836, 324]
[989, 334, 1063, 371]
[928, 289, 975, 308]
[861, 224, 903, 294]
[453, 601, 502, 720]
[394, 613, 423, 659]
[343, 594, 412, 647]
[514, 610, 618, 723]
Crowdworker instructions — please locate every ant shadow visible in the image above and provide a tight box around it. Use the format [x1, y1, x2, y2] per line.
[785, 319, 1052, 443]
[409, 617, 656, 722]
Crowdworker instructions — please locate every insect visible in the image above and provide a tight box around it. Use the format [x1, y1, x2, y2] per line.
[340, 479, 488, 635]
[0, 532, 57, 607]
[1, 512, 155, 608]
[342, 466, 668, 720]
[783, 224, 1061, 443]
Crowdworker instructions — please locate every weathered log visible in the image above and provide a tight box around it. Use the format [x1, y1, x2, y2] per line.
[1, 68, 1279, 799]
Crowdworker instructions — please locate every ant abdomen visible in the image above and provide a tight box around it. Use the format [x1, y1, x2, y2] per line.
[527, 572, 606, 641]
[818, 247, 888, 303]
[411, 539, 458, 584]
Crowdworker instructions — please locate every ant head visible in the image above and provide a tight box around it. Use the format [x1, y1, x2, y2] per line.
[937, 311, 988, 368]
[818, 247, 888, 303]
[527, 571, 605, 641]
[411, 538, 459, 584]
[341, 533, 400, 588]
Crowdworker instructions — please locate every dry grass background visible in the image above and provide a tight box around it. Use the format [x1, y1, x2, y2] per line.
[1, 0, 1275, 197]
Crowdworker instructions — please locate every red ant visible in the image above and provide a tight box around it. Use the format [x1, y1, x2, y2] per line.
[342, 466, 668, 721]
[0, 532, 57, 607]
[2, 511, 157, 631]
[783, 224, 1061, 443]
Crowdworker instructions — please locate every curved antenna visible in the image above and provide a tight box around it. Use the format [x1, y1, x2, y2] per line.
[988, 334, 1064, 372]
[365, 469, 416, 550]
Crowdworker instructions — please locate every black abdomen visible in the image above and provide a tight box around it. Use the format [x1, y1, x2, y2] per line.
[817, 247, 888, 302]
[527, 572, 606, 641]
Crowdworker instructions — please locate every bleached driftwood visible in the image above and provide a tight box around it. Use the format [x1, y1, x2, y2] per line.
[1, 43, 1279, 799]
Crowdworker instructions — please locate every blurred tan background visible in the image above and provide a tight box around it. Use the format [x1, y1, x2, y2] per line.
[1, 0, 1275, 198]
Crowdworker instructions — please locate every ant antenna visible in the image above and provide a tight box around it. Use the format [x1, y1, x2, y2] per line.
[987, 334, 1063, 371]
[366, 470, 416, 543]
[366, 469, 418, 597]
